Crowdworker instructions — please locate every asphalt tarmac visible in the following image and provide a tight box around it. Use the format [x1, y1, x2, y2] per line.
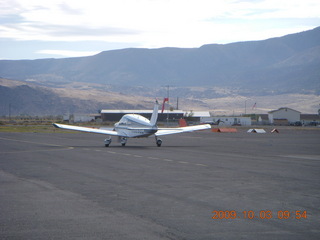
[0, 128, 319, 239]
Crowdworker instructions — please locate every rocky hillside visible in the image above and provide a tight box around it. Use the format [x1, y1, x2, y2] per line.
[0, 78, 153, 116]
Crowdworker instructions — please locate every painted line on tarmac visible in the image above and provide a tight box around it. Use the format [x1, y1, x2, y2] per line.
[0, 136, 68, 147]
[0, 147, 74, 154]
[0, 136, 74, 154]
[279, 155, 320, 161]
[163, 159, 173, 162]
[195, 163, 207, 167]
[105, 150, 207, 167]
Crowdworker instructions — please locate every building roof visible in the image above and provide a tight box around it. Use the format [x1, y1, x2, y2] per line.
[268, 107, 301, 114]
[191, 111, 211, 117]
[101, 110, 184, 114]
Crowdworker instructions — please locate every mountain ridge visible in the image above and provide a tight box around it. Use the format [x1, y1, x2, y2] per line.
[1, 27, 320, 116]
[0, 27, 319, 93]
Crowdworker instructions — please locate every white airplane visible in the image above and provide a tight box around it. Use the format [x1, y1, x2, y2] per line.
[53, 101, 211, 147]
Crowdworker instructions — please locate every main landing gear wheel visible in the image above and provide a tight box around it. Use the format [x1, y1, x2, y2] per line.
[120, 137, 127, 147]
[156, 138, 162, 147]
[104, 137, 112, 147]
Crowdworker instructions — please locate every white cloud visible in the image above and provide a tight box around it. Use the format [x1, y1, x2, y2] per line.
[0, 0, 319, 58]
[37, 49, 100, 58]
[2, 1, 320, 37]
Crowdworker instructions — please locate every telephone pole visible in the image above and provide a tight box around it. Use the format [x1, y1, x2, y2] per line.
[165, 85, 170, 125]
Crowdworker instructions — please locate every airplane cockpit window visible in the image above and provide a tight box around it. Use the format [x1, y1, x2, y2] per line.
[117, 115, 151, 128]
[119, 116, 130, 125]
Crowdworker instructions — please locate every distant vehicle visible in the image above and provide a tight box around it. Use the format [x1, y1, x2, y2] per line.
[53, 101, 211, 147]
[290, 121, 302, 126]
[308, 121, 318, 126]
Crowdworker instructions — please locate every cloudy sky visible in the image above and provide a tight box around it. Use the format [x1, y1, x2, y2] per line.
[1, 0, 319, 59]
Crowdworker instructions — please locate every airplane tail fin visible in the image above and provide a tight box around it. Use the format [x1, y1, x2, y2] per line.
[150, 100, 159, 126]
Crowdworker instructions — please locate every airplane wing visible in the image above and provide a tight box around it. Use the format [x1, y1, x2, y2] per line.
[53, 123, 123, 136]
[155, 124, 211, 136]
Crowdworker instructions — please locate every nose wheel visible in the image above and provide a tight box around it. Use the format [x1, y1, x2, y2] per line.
[156, 137, 162, 147]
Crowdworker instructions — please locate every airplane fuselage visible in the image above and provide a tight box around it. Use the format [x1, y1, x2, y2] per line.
[114, 114, 158, 138]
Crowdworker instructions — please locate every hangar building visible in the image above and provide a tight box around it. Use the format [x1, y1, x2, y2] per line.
[268, 107, 301, 125]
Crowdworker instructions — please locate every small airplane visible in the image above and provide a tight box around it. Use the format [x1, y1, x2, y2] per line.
[53, 101, 211, 147]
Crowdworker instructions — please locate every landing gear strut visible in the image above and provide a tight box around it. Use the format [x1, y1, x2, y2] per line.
[156, 137, 162, 147]
[104, 137, 112, 147]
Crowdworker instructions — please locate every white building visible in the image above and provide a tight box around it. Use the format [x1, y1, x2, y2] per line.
[186, 111, 211, 123]
[202, 117, 251, 126]
[268, 107, 301, 124]
[64, 114, 96, 123]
